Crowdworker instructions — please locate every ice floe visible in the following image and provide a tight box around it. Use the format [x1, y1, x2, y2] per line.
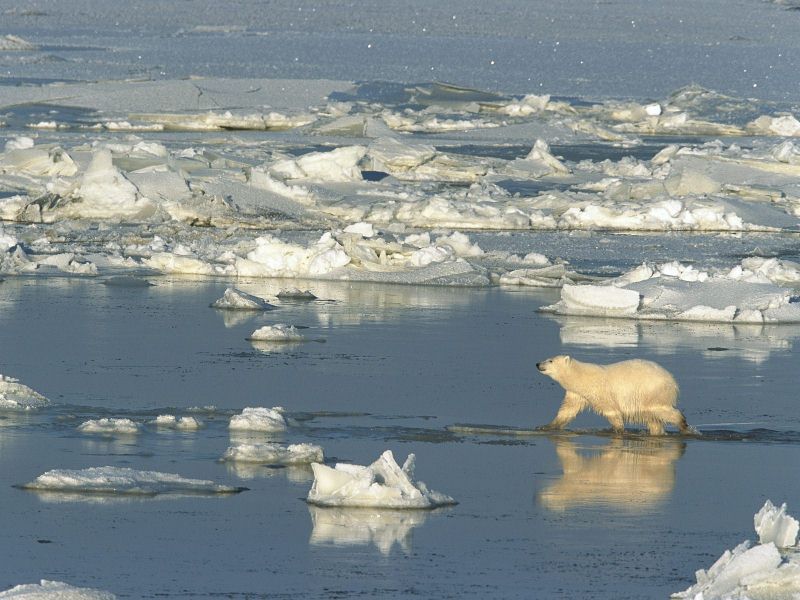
[542, 259, 800, 323]
[152, 415, 202, 430]
[0, 375, 50, 410]
[307, 450, 456, 509]
[228, 407, 287, 432]
[673, 500, 800, 599]
[77, 418, 140, 435]
[221, 442, 323, 465]
[0, 580, 115, 599]
[248, 324, 305, 342]
[210, 288, 275, 310]
[20, 466, 245, 496]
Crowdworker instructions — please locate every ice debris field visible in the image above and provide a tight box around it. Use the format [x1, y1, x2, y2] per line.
[3, 0, 800, 596]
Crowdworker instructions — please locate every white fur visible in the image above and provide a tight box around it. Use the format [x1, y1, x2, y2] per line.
[536, 355, 689, 435]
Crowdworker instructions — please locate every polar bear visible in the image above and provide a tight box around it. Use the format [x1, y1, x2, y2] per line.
[536, 355, 690, 435]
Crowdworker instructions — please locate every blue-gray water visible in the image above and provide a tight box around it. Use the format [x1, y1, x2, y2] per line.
[2, 275, 800, 598]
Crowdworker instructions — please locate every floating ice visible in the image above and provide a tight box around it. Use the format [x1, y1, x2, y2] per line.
[152, 415, 202, 430]
[210, 288, 275, 310]
[270, 146, 365, 182]
[228, 407, 287, 432]
[543, 260, 800, 323]
[221, 442, 323, 465]
[755, 500, 799, 548]
[0, 375, 50, 410]
[673, 500, 800, 599]
[248, 324, 305, 342]
[20, 467, 245, 496]
[0, 580, 115, 599]
[277, 288, 317, 300]
[307, 450, 456, 509]
[0, 35, 37, 51]
[77, 418, 140, 435]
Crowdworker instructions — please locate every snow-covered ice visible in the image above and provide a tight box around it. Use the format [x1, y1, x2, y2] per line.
[307, 450, 456, 509]
[152, 415, 202, 430]
[20, 467, 245, 496]
[0, 375, 50, 410]
[248, 324, 305, 342]
[221, 442, 323, 465]
[228, 407, 287, 432]
[0, 580, 115, 599]
[673, 501, 800, 599]
[210, 288, 275, 310]
[77, 418, 140, 435]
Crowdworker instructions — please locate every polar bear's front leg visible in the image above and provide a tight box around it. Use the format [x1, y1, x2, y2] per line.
[543, 391, 587, 430]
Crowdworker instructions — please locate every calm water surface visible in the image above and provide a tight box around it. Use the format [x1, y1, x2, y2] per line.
[2, 276, 800, 598]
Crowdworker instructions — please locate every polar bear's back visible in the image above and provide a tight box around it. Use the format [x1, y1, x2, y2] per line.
[601, 359, 679, 408]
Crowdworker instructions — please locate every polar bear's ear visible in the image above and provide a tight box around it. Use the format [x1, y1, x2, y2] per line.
[563, 355, 571, 363]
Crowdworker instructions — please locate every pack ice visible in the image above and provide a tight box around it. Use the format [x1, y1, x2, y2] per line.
[673, 500, 800, 599]
[20, 467, 245, 496]
[543, 259, 800, 323]
[0, 580, 115, 599]
[0, 375, 49, 410]
[307, 450, 456, 509]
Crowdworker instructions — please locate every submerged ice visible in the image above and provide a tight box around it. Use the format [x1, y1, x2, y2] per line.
[307, 450, 456, 509]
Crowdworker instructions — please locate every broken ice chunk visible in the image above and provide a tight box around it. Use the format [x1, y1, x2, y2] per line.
[210, 288, 276, 310]
[307, 450, 456, 509]
[755, 500, 799, 548]
[229, 407, 287, 432]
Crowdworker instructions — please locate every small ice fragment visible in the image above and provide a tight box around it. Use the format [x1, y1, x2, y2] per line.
[343, 222, 376, 237]
[210, 288, 275, 310]
[153, 415, 202, 430]
[755, 500, 799, 548]
[307, 449, 456, 509]
[0, 375, 50, 410]
[229, 407, 287, 432]
[248, 324, 305, 342]
[0, 580, 115, 599]
[645, 103, 662, 116]
[277, 288, 317, 300]
[221, 442, 323, 465]
[77, 418, 139, 435]
[19, 466, 245, 495]
[101, 276, 152, 287]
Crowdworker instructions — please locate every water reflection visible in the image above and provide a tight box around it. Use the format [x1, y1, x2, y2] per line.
[549, 314, 800, 363]
[538, 436, 685, 513]
[224, 462, 313, 483]
[308, 505, 431, 555]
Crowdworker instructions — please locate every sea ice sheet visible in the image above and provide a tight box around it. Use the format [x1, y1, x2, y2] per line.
[20, 467, 245, 496]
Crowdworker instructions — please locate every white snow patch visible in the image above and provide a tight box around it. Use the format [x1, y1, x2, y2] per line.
[307, 450, 456, 509]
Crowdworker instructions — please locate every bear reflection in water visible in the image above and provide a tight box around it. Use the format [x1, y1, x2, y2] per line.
[538, 436, 685, 512]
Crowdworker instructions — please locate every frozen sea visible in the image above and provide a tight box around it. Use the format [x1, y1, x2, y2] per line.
[3, 0, 800, 598]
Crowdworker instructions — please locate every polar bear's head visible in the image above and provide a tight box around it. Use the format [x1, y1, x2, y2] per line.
[536, 355, 571, 382]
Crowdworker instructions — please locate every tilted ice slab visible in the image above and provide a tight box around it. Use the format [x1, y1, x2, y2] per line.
[307, 450, 456, 509]
[0, 580, 115, 599]
[543, 260, 800, 323]
[77, 418, 140, 435]
[221, 442, 323, 465]
[229, 407, 287, 432]
[210, 288, 275, 310]
[20, 467, 245, 496]
[0, 375, 50, 410]
[673, 500, 800, 600]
